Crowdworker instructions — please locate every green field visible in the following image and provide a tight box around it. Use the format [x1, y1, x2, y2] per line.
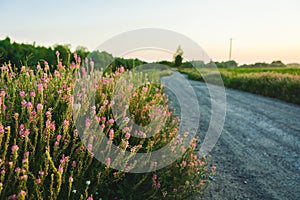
[220, 67, 300, 75]
[178, 67, 300, 105]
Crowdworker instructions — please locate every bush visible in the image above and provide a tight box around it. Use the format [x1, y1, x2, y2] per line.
[0, 53, 215, 199]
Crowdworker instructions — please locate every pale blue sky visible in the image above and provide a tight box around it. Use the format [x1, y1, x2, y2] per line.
[0, 0, 299, 64]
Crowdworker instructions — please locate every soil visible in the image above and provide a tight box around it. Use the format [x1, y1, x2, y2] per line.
[162, 72, 300, 200]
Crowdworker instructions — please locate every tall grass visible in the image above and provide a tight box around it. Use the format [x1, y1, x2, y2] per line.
[179, 67, 300, 105]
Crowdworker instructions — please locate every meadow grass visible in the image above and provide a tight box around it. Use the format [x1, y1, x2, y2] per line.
[178, 67, 300, 105]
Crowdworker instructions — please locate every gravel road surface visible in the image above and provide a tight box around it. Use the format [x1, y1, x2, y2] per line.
[162, 72, 300, 200]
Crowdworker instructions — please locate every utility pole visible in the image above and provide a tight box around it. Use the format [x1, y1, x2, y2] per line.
[229, 38, 232, 60]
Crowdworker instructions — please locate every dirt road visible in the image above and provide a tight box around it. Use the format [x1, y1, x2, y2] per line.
[162, 72, 300, 200]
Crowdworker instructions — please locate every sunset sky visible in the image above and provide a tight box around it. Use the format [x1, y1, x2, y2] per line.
[0, 0, 299, 64]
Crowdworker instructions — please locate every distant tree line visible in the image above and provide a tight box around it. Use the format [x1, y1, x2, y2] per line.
[0, 37, 146, 72]
[238, 60, 286, 68]
[0, 37, 288, 71]
[176, 60, 287, 69]
[161, 45, 289, 69]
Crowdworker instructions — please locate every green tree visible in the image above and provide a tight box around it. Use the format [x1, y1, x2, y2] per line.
[173, 45, 183, 67]
[54, 44, 71, 66]
[75, 46, 89, 60]
[0, 37, 11, 64]
[88, 50, 114, 70]
[271, 60, 285, 67]
[226, 60, 238, 68]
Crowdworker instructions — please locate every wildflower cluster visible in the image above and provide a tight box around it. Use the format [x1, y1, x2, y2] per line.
[0, 53, 215, 199]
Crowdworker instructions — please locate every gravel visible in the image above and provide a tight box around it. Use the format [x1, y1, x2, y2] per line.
[162, 71, 300, 200]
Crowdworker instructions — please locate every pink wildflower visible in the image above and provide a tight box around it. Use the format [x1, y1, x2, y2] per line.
[181, 146, 186, 153]
[63, 120, 69, 127]
[119, 66, 124, 73]
[38, 84, 43, 92]
[14, 113, 19, 119]
[35, 178, 41, 184]
[22, 129, 30, 137]
[31, 110, 37, 116]
[15, 168, 21, 173]
[103, 99, 109, 105]
[8, 194, 17, 200]
[58, 166, 63, 173]
[87, 144, 93, 151]
[30, 91, 36, 97]
[19, 91, 25, 97]
[124, 117, 130, 123]
[19, 124, 25, 130]
[153, 174, 157, 180]
[81, 67, 86, 74]
[37, 103, 43, 111]
[211, 165, 217, 171]
[156, 182, 161, 188]
[109, 129, 114, 141]
[21, 100, 27, 106]
[73, 129, 78, 136]
[0, 125, 4, 134]
[100, 124, 105, 129]
[90, 61, 94, 68]
[18, 190, 26, 196]
[106, 157, 111, 166]
[94, 116, 100, 121]
[19, 175, 28, 180]
[143, 87, 148, 93]
[50, 122, 56, 131]
[85, 118, 91, 127]
[71, 161, 77, 167]
[11, 145, 19, 153]
[108, 118, 114, 125]
[45, 111, 51, 117]
[125, 132, 131, 140]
